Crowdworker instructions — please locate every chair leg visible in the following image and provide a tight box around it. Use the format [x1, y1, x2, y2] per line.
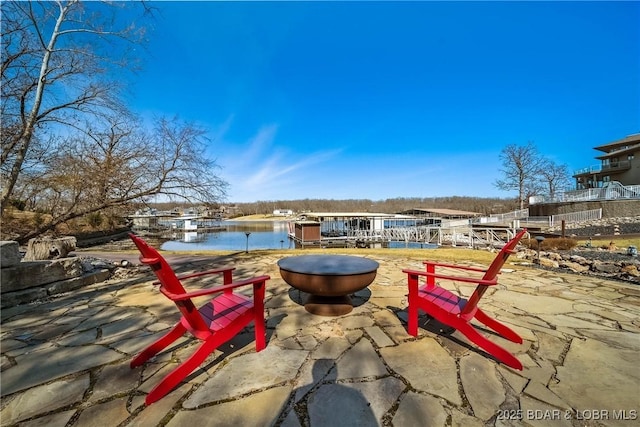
[456, 323, 523, 370]
[131, 322, 187, 368]
[254, 313, 266, 352]
[407, 302, 419, 337]
[474, 309, 522, 343]
[145, 337, 220, 405]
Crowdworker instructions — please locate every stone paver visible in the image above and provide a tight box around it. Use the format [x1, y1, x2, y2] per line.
[460, 353, 505, 420]
[392, 392, 447, 426]
[381, 338, 462, 405]
[1, 251, 639, 426]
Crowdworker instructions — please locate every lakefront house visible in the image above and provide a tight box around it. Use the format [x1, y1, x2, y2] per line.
[573, 133, 640, 189]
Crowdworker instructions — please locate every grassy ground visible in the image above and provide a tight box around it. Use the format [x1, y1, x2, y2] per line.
[575, 236, 640, 249]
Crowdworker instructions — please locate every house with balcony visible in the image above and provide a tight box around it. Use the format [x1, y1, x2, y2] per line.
[573, 133, 640, 189]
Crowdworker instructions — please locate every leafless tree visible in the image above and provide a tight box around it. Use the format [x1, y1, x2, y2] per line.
[1, 1, 228, 242]
[15, 115, 228, 243]
[1, 0, 148, 212]
[494, 142, 545, 209]
[539, 158, 572, 199]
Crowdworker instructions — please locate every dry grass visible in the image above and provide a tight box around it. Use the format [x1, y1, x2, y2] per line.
[574, 236, 640, 250]
[522, 237, 578, 251]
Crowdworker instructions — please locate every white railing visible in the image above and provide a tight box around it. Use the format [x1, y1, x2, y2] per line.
[348, 226, 521, 248]
[530, 183, 640, 204]
[549, 208, 602, 227]
[520, 216, 552, 227]
[472, 209, 529, 224]
[440, 218, 471, 228]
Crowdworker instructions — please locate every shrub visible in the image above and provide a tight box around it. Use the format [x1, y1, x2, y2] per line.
[86, 212, 103, 229]
[33, 212, 45, 228]
[9, 198, 26, 210]
[523, 237, 577, 251]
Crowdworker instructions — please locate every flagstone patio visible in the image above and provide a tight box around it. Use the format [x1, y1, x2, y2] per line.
[1, 251, 639, 426]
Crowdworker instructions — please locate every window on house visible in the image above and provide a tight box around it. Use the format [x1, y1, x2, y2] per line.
[629, 154, 635, 160]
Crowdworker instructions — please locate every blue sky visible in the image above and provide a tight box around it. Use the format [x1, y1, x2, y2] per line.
[127, 1, 640, 203]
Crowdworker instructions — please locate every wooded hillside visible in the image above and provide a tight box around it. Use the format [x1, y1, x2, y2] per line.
[228, 196, 519, 217]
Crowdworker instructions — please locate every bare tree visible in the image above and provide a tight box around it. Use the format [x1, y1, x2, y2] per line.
[494, 142, 545, 209]
[1, 0, 148, 212]
[15, 115, 228, 243]
[538, 158, 571, 199]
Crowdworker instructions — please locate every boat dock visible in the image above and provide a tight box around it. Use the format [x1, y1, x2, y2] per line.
[287, 211, 524, 249]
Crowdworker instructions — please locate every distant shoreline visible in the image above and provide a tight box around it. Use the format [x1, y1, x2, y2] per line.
[227, 214, 294, 222]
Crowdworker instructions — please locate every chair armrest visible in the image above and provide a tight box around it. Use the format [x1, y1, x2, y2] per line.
[161, 275, 270, 301]
[175, 267, 235, 281]
[423, 261, 487, 274]
[152, 267, 236, 286]
[402, 269, 498, 286]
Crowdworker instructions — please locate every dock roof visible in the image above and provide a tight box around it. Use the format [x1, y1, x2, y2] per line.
[300, 212, 415, 219]
[398, 208, 481, 218]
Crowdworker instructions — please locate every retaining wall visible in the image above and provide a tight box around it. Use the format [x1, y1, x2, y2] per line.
[0, 240, 112, 308]
[529, 200, 640, 218]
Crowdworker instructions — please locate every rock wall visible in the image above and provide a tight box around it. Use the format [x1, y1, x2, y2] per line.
[547, 216, 640, 237]
[515, 247, 640, 283]
[529, 199, 640, 218]
[0, 240, 113, 308]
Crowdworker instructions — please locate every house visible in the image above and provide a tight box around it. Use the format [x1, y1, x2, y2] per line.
[273, 209, 294, 216]
[573, 133, 640, 189]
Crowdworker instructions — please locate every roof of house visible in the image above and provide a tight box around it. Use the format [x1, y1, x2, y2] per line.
[593, 133, 640, 152]
[595, 144, 640, 160]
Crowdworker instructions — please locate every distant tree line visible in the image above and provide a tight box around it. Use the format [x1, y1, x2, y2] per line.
[230, 196, 519, 217]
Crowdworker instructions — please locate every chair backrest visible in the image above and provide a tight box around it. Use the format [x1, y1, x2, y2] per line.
[129, 233, 209, 332]
[460, 228, 527, 318]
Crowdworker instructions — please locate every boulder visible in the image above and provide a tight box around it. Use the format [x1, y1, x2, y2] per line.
[24, 236, 77, 261]
[0, 241, 21, 268]
[559, 261, 590, 273]
[591, 261, 619, 274]
[0, 257, 84, 293]
[569, 255, 588, 264]
[621, 265, 640, 277]
[537, 258, 559, 269]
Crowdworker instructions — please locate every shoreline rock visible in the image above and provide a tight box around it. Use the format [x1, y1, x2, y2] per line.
[515, 247, 640, 284]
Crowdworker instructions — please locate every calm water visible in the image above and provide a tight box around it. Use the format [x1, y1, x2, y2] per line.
[160, 221, 293, 251]
[160, 220, 437, 251]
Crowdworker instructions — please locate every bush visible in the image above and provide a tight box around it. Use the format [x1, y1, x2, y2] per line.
[9, 198, 26, 210]
[86, 212, 103, 229]
[523, 237, 578, 251]
[33, 212, 45, 228]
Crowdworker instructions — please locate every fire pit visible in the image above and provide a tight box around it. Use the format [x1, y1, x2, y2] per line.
[278, 255, 379, 316]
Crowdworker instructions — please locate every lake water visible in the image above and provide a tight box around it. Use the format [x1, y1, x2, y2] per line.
[160, 220, 437, 251]
[161, 221, 293, 251]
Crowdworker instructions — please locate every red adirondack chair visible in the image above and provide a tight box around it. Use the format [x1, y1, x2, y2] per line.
[403, 229, 527, 370]
[128, 233, 270, 404]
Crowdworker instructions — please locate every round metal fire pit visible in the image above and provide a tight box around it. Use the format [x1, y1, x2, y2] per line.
[278, 255, 379, 316]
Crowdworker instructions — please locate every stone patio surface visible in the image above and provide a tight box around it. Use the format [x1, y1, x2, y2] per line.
[1, 251, 639, 427]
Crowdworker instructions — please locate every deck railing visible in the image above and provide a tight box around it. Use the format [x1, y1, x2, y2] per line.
[549, 209, 602, 227]
[472, 209, 529, 224]
[574, 160, 631, 176]
[347, 226, 520, 248]
[530, 183, 640, 204]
